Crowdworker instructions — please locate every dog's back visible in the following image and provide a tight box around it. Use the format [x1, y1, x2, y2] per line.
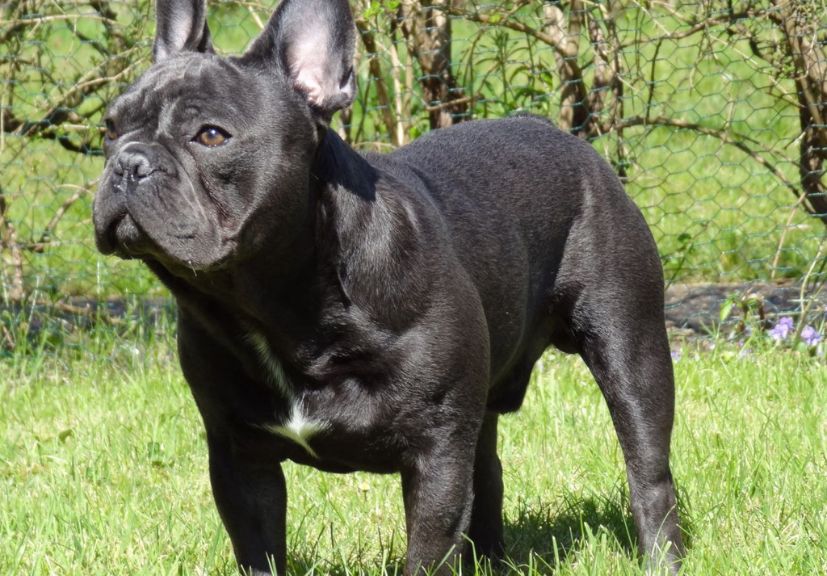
[372, 117, 662, 406]
[384, 116, 655, 293]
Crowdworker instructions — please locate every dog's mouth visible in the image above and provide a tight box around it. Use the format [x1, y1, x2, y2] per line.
[95, 197, 238, 274]
[96, 210, 153, 259]
[94, 159, 240, 273]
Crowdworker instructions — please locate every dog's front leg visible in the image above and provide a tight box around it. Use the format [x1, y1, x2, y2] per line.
[468, 412, 505, 560]
[207, 432, 287, 576]
[401, 440, 477, 575]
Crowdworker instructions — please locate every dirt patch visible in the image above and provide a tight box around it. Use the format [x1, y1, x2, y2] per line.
[665, 282, 826, 336]
[3, 283, 824, 346]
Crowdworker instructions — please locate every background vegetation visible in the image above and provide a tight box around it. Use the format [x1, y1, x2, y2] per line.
[1, 0, 826, 305]
[1, 2, 826, 575]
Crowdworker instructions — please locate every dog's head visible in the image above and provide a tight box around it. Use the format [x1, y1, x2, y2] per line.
[93, 0, 355, 272]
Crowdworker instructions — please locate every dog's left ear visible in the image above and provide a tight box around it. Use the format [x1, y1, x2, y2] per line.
[153, 0, 213, 62]
[244, 0, 355, 120]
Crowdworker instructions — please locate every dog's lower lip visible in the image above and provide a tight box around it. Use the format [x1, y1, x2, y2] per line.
[95, 213, 123, 255]
[103, 212, 147, 257]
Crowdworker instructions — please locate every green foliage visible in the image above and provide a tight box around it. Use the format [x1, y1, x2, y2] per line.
[0, 0, 824, 301]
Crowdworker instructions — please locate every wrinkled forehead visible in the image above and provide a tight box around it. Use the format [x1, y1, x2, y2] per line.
[108, 53, 258, 120]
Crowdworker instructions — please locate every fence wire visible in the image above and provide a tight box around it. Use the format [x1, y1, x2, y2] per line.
[1, 0, 825, 332]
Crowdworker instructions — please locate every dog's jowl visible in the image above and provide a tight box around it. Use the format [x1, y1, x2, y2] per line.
[93, 0, 685, 573]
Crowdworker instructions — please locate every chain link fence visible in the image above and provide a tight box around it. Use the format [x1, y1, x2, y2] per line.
[1, 0, 826, 337]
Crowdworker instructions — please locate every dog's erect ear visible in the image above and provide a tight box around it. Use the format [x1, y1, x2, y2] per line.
[153, 0, 213, 62]
[244, 0, 355, 118]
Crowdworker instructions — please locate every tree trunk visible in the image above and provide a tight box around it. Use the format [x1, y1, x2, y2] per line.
[399, 0, 468, 129]
[544, 0, 590, 135]
[776, 0, 827, 225]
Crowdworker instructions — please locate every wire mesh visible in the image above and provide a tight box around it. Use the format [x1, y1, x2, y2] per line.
[1, 0, 825, 331]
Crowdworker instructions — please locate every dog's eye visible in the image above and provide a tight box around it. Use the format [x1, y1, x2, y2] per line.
[104, 119, 118, 140]
[194, 126, 231, 147]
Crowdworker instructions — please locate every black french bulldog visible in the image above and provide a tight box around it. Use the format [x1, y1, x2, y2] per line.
[93, 0, 685, 573]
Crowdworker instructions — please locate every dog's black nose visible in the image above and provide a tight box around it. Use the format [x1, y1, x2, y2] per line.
[114, 148, 155, 181]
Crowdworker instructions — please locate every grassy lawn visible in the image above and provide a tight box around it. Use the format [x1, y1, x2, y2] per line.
[0, 323, 824, 575]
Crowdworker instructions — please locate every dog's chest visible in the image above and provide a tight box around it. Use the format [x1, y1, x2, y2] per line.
[247, 331, 329, 458]
[242, 327, 408, 472]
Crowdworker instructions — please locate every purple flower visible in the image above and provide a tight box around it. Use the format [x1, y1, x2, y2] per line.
[800, 325, 822, 347]
[769, 316, 794, 342]
[670, 349, 682, 363]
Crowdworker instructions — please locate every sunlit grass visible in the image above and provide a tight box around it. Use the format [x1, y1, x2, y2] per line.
[1, 326, 824, 574]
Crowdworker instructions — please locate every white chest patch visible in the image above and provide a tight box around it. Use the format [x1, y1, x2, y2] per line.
[247, 331, 328, 458]
[247, 331, 291, 397]
[264, 402, 328, 459]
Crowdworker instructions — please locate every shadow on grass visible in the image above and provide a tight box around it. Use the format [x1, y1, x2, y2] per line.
[287, 552, 405, 576]
[501, 483, 693, 573]
[283, 490, 668, 575]
[500, 493, 637, 572]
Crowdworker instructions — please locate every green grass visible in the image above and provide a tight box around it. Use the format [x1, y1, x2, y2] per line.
[1, 324, 824, 575]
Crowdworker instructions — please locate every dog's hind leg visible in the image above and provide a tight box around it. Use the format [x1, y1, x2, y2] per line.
[570, 286, 685, 574]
